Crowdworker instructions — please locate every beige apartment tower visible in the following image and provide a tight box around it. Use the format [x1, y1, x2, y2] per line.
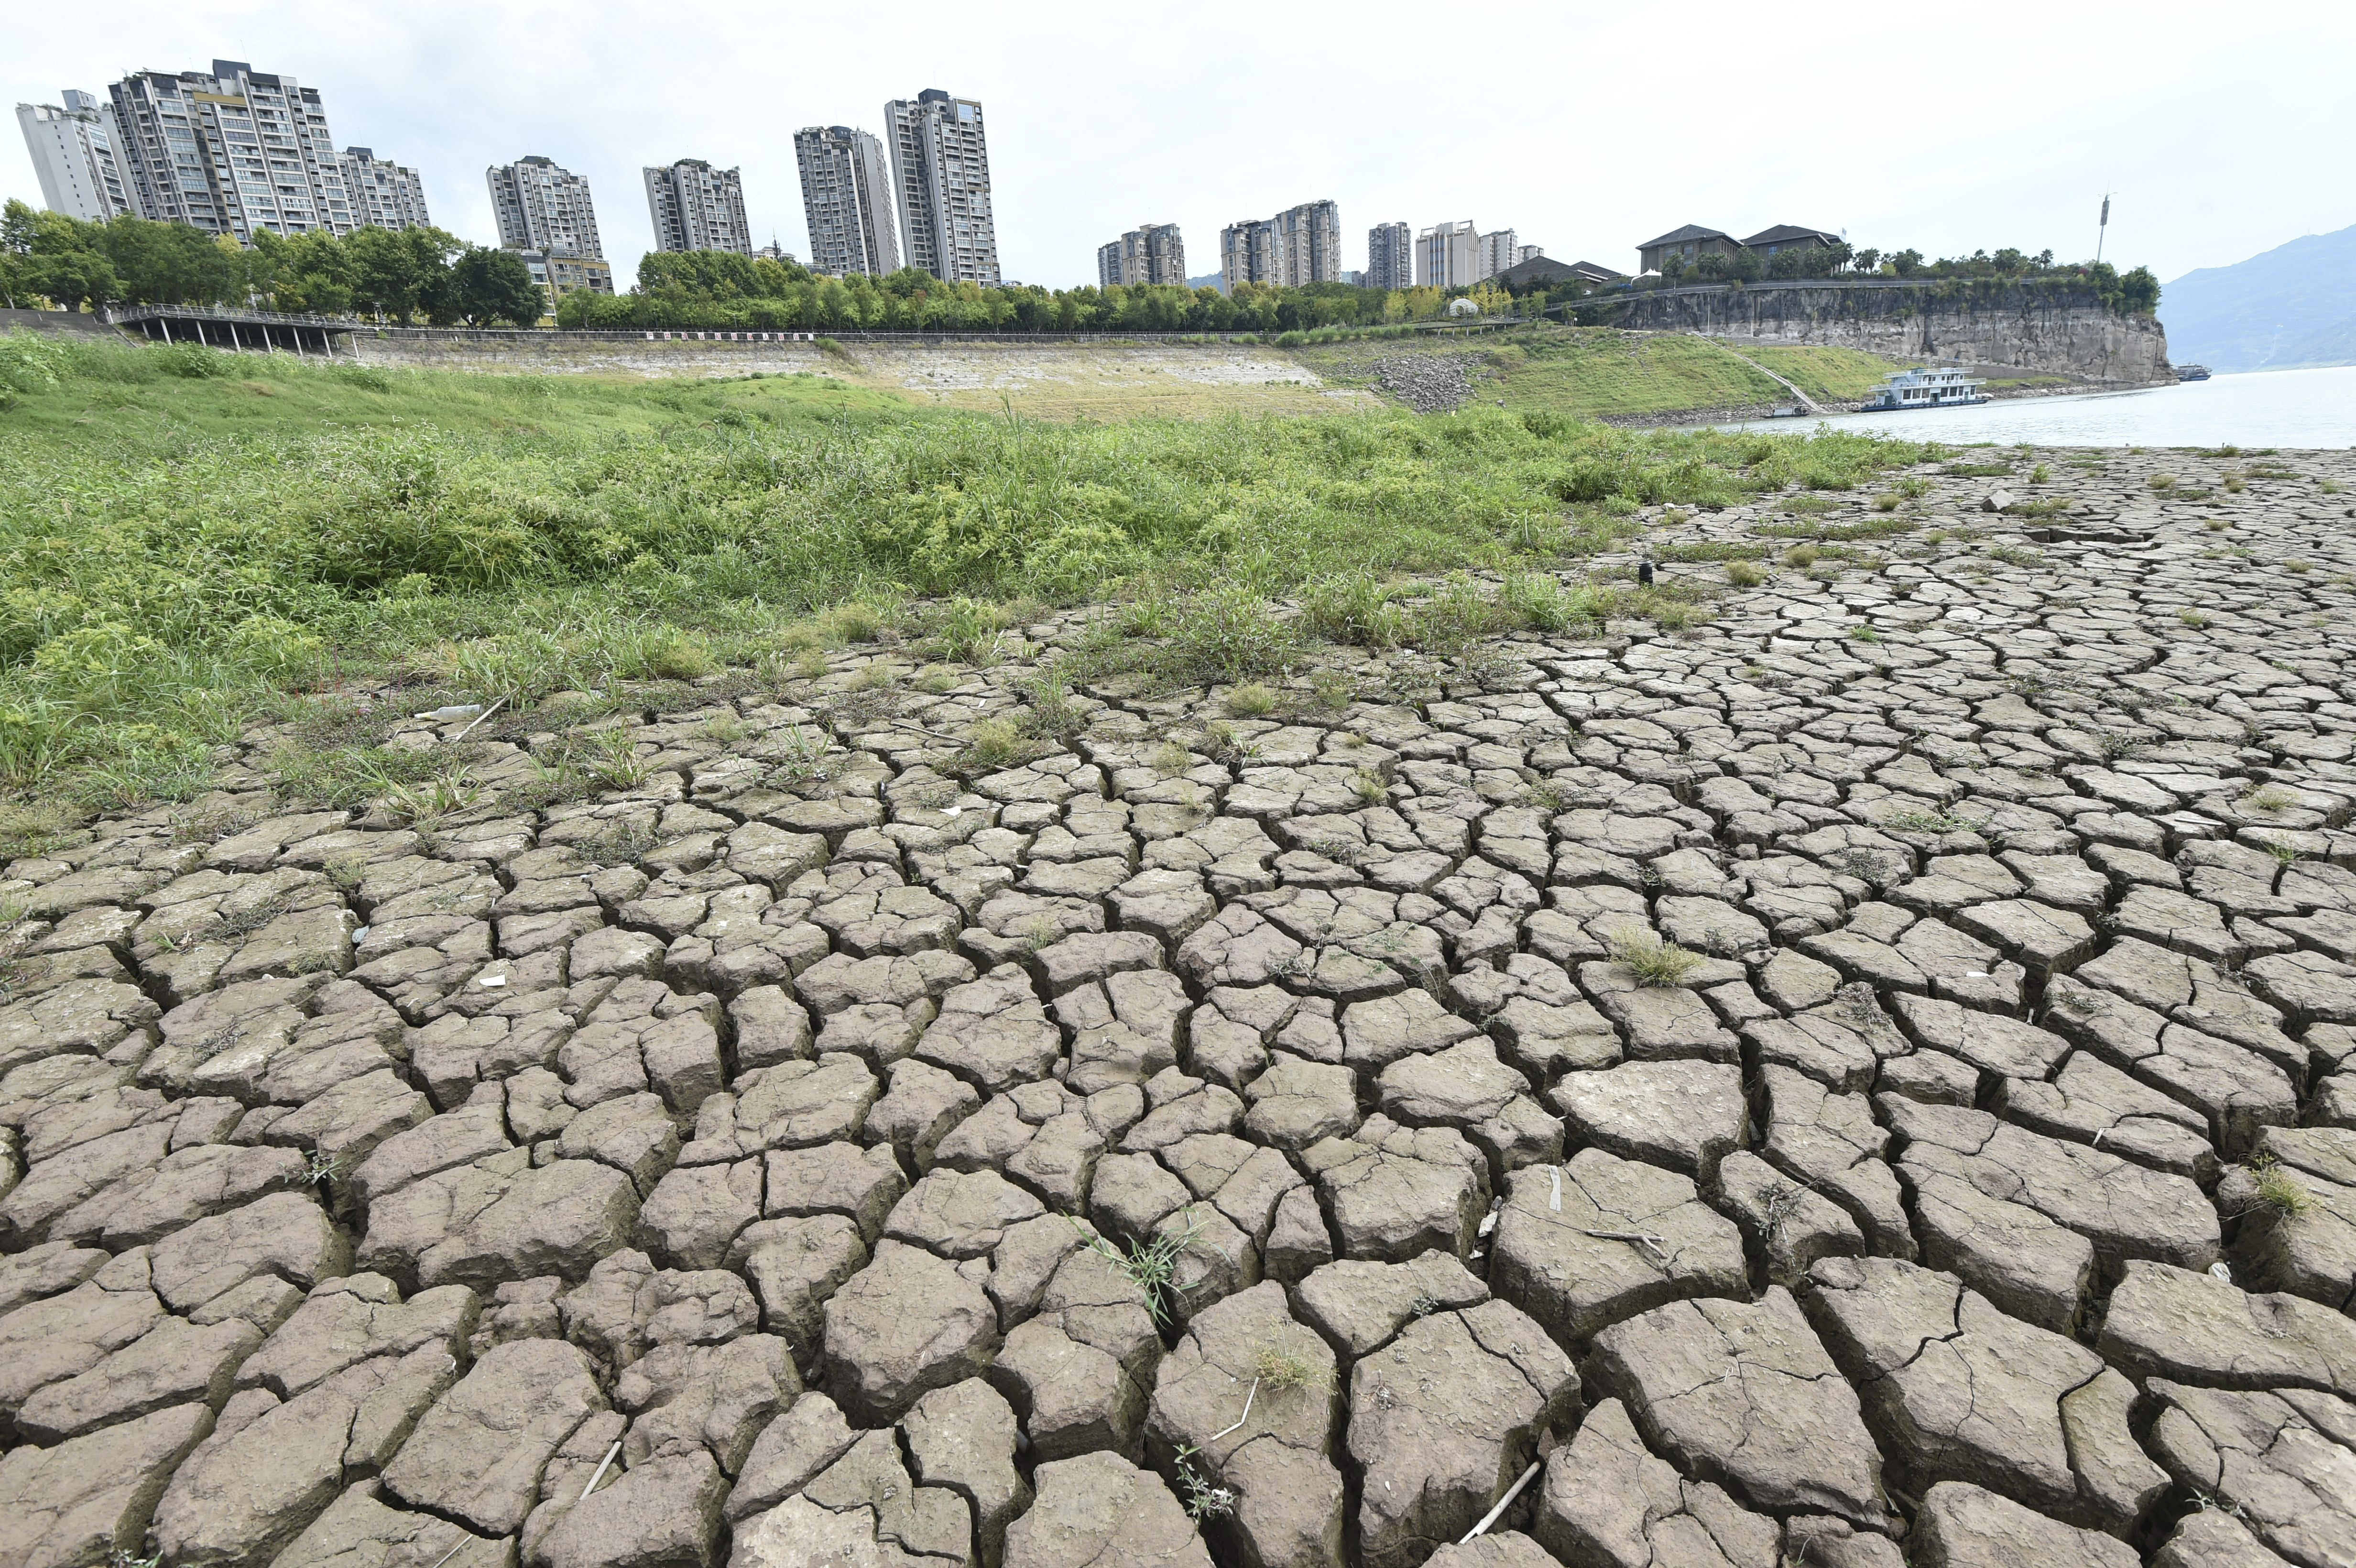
[1097, 223, 1186, 287]
[644, 159, 753, 255]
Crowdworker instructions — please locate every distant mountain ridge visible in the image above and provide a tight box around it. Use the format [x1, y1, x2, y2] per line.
[2162, 224, 2356, 372]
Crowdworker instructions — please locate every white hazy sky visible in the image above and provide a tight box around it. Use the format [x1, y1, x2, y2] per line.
[8, 1, 2351, 294]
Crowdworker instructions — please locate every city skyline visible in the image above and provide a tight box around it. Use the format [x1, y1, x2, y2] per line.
[5, 5, 2352, 291]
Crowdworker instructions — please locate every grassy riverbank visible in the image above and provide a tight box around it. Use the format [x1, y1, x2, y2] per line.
[1293, 326, 1909, 416]
[0, 328, 1936, 819]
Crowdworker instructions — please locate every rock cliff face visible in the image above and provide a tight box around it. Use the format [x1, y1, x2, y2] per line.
[1603, 282, 2172, 385]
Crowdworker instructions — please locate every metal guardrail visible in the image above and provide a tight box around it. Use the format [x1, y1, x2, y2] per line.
[109, 303, 367, 330]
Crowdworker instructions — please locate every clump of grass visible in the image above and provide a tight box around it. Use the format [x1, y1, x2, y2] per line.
[2284, 559, 2312, 574]
[1849, 624, 1880, 642]
[1350, 766, 1388, 805]
[1081, 1209, 1207, 1324]
[2247, 1158, 2314, 1218]
[1783, 544, 1820, 566]
[2149, 474, 2176, 491]
[2030, 462, 2051, 483]
[960, 717, 1026, 773]
[1882, 806, 1984, 837]
[2223, 476, 2246, 494]
[1225, 683, 1277, 718]
[2178, 609, 2211, 629]
[1725, 561, 1766, 587]
[2239, 784, 2294, 813]
[378, 764, 482, 825]
[1607, 931, 1702, 987]
[1871, 492, 1901, 512]
[1254, 1334, 1331, 1393]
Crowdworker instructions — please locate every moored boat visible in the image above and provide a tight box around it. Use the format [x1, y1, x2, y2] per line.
[2176, 364, 2212, 381]
[1859, 365, 1988, 412]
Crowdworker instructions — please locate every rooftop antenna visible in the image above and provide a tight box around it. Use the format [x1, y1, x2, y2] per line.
[2094, 194, 2111, 266]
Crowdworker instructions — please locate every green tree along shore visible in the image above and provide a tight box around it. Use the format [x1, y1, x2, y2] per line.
[0, 328, 1938, 819]
[4, 200, 2158, 335]
[0, 200, 541, 326]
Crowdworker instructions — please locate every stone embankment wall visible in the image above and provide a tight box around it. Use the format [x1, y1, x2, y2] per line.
[350, 330, 1321, 392]
[1604, 282, 2172, 386]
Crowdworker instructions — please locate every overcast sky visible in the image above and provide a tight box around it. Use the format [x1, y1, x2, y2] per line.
[9, 1, 2351, 296]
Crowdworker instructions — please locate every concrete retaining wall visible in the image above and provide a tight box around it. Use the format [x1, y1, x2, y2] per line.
[1600, 282, 2172, 385]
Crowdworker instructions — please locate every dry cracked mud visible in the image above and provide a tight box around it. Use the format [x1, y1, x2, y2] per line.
[3, 444, 2355, 1568]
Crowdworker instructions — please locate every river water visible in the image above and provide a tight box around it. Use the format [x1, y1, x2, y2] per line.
[1721, 363, 2356, 449]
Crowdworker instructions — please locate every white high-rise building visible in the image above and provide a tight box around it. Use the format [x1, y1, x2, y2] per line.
[338, 147, 430, 231]
[644, 160, 753, 255]
[1097, 224, 1185, 287]
[1476, 229, 1519, 281]
[17, 90, 137, 221]
[488, 156, 603, 259]
[884, 89, 999, 285]
[1366, 222, 1412, 293]
[794, 127, 898, 276]
[1416, 221, 1479, 288]
[108, 61, 356, 239]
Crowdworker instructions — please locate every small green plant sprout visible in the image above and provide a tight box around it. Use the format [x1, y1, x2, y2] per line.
[2149, 474, 2177, 491]
[1606, 931, 1702, 987]
[1881, 805, 1982, 837]
[914, 666, 957, 696]
[1081, 1208, 1208, 1324]
[1871, 492, 1902, 512]
[2222, 475, 2247, 493]
[2030, 462, 2052, 483]
[1171, 1443, 1236, 1521]
[1224, 683, 1278, 718]
[305, 1149, 341, 1186]
[2321, 478, 2345, 494]
[578, 729, 653, 791]
[2284, 559, 2312, 574]
[1848, 624, 1880, 642]
[324, 856, 367, 893]
[1022, 917, 1062, 955]
[1350, 767, 1388, 806]
[2247, 1156, 2313, 1218]
[2178, 608, 2211, 629]
[2266, 838, 2300, 867]
[2239, 784, 2295, 814]
[1306, 669, 1355, 711]
[1782, 544, 1820, 567]
[1152, 740, 1195, 776]
[2203, 517, 2231, 531]
[1725, 561, 1766, 587]
[854, 660, 897, 690]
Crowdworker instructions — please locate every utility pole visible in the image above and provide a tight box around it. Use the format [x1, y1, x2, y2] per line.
[2095, 194, 2111, 266]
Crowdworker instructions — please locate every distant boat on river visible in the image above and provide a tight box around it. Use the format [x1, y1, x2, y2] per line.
[2176, 364, 2212, 381]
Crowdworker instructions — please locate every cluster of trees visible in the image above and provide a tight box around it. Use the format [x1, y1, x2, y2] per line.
[0, 201, 543, 326]
[558, 251, 1494, 334]
[1647, 237, 2159, 315]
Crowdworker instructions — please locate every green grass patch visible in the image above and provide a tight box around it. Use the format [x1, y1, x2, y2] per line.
[0, 327, 1932, 809]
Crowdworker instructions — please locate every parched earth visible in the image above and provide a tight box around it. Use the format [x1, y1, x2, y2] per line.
[4, 447, 2356, 1568]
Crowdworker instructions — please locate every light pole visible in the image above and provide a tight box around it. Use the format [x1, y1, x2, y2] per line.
[2095, 195, 2111, 266]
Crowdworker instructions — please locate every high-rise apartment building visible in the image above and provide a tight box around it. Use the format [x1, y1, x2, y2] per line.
[338, 147, 430, 231]
[884, 89, 999, 284]
[1416, 220, 1479, 288]
[488, 156, 603, 260]
[108, 61, 355, 240]
[794, 127, 898, 276]
[644, 159, 753, 255]
[1365, 222, 1412, 293]
[17, 90, 137, 221]
[1476, 229, 1519, 281]
[1273, 200, 1342, 286]
[1097, 223, 1186, 287]
[1220, 200, 1342, 293]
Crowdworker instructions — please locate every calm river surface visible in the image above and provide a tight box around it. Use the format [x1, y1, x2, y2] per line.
[1720, 363, 2356, 449]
